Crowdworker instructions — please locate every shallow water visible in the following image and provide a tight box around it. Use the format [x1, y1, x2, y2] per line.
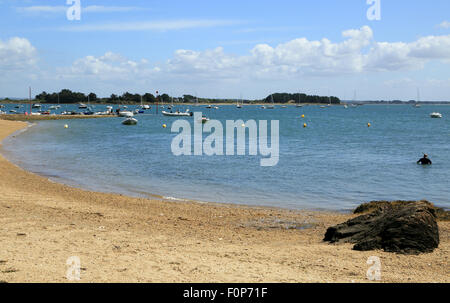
[2, 103, 449, 211]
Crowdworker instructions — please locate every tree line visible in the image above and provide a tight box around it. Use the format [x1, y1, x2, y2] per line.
[33, 89, 340, 104]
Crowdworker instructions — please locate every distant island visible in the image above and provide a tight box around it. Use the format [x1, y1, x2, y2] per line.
[0, 89, 340, 105]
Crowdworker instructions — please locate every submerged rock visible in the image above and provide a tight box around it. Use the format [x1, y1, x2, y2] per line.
[324, 200, 440, 254]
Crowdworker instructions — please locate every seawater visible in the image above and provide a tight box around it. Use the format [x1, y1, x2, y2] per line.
[2, 104, 449, 212]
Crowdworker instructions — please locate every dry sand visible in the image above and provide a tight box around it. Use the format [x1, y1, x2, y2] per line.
[0, 119, 448, 283]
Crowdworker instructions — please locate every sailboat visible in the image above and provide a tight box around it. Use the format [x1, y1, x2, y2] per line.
[266, 95, 275, 109]
[296, 93, 303, 107]
[237, 95, 243, 108]
[414, 88, 421, 107]
[140, 95, 150, 110]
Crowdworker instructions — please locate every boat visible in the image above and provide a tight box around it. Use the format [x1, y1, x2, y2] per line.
[200, 116, 210, 124]
[430, 112, 442, 118]
[162, 109, 193, 117]
[140, 96, 150, 110]
[0, 110, 5, 115]
[206, 104, 212, 109]
[32, 103, 41, 108]
[236, 95, 243, 108]
[9, 110, 17, 113]
[122, 117, 138, 125]
[266, 95, 275, 109]
[344, 104, 348, 108]
[214, 106, 219, 109]
[78, 103, 88, 109]
[261, 105, 266, 109]
[414, 88, 421, 108]
[118, 110, 134, 117]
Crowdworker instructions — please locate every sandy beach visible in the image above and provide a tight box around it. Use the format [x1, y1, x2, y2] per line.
[0, 119, 448, 283]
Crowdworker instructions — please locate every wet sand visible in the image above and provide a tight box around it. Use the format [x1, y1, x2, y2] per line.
[0, 119, 448, 282]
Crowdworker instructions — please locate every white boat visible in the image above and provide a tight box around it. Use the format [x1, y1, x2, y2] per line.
[118, 110, 134, 117]
[30, 112, 41, 116]
[78, 103, 88, 109]
[344, 105, 348, 108]
[214, 106, 219, 109]
[32, 103, 41, 108]
[162, 109, 192, 117]
[122, 117, 138, 125]
[236, 95, 243, 108]
[430, 112, 442, 118]
[140, 96, 150, 110]
[206, 104, 212, 109]
[266, 95, 275, 109]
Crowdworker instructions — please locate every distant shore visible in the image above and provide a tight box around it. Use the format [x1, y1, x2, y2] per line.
[0, 114, 114, 121]
[0, 119, 448, 282]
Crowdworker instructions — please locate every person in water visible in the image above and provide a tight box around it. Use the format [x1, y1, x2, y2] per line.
[417, 154, 432, 165]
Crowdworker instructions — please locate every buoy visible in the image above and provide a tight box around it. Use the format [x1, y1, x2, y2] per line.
[162, 124, 167, 128]
[367, 123, 371, 127]
[301, 114, 305, 118]
[64, 124, 68, 129]
[303, 123, 307, 128]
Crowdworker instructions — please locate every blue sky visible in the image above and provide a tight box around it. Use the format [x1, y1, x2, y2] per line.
[1, 0, 449, 100]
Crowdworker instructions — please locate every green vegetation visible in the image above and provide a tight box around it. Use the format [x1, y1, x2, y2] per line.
[3, 89, 340, 104]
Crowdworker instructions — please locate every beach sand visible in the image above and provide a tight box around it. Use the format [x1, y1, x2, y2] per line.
[0, 119, 448, 283]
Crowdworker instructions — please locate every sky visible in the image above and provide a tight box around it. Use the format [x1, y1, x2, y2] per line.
[0, 0, 449, 100]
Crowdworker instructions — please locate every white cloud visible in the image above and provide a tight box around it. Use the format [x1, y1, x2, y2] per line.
[66, 52, 153, 80]
[439, 21, 450, 29]
[166, 26, 450, 77]
[16, 5, 142, 14]
[0, 37, 37, 71]
[59, 19, 241, 32]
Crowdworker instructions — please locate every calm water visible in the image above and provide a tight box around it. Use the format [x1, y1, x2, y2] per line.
[2, 104, 449, 212]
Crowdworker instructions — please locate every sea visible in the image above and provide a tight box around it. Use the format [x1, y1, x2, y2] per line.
[1, 103, 449, 212]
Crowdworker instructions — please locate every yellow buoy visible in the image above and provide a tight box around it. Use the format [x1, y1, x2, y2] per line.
[162, 124, 167, 128]
[303, 123, 307, 128]
[301, 114, 305, 118]
[367, 123, 371, 127]
[64, 124, 68, 129]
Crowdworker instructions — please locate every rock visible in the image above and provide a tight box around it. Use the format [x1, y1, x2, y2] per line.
[324, 200, 440, 254]
[354, 200, 450, 221]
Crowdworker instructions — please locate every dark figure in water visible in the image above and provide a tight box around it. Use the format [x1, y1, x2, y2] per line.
[417, 154, 432, 165]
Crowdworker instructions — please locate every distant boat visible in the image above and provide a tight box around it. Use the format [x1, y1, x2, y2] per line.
[206, 104, 212, 109]
[140, 96, 150, 110]
[122, 117, 138, 125]
[237, 95, 243, 108]
[162, 109, 193, 117]
[414, 88, 421, 108]
[214, 106, 219, 109]
[200, 115, 210, 124]
[430, 112, 442, 118]
[266, 95, 275, 109]
[78, 103, 88, 109]
[118, 110, 134, 117]
[32, 103, 41, 108]
[344, 104, 348, 108]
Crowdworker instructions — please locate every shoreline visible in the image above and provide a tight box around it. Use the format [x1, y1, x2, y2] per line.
[0, 119, 448, 282]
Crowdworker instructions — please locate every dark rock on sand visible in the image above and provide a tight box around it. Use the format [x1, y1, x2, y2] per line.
[324, 200, 440, 254]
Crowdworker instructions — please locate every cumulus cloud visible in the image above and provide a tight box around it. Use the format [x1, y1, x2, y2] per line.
[65, 52, 154, 80]
[439, 21, 450, 29]
[166, 26, 450, 77]
[0, 37, 37, 71]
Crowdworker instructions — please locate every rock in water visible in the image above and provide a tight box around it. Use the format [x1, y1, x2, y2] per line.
[324, 201, 440, 254]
